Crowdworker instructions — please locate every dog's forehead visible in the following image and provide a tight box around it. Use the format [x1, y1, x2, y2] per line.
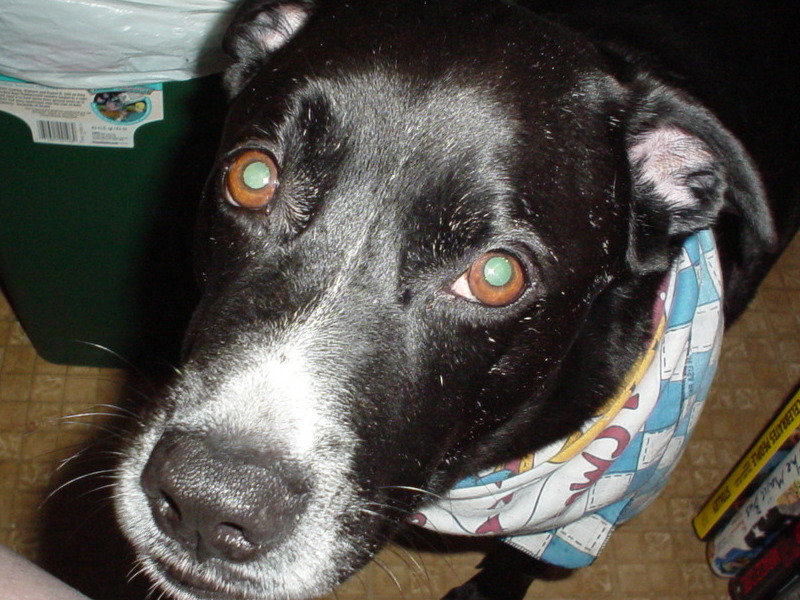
[305, 69, 518, 178]
[234, 0, 611, 126]
[300, 0, 605, 80]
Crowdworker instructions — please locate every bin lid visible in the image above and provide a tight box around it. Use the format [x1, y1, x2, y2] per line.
[0, 0, 239, 88]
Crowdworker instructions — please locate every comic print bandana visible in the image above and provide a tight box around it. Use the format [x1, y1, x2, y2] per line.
[412, 230, 723, 568]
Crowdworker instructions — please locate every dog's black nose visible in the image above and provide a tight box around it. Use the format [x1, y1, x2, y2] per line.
[140, 430, 309, 563]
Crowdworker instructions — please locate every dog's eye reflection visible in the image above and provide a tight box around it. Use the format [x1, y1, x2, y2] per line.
[224, 149, 279, 209]
[451, 251, 527, 307]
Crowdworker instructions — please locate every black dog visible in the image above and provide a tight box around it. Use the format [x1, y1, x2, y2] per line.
[114, 1, 799, 599]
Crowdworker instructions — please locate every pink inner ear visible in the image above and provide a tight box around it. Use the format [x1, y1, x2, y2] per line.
[628, 125, 714, 209]
[254, 5, 310, 53]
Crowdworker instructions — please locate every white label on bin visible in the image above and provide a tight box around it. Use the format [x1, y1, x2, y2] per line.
[0, 76, 164, 148]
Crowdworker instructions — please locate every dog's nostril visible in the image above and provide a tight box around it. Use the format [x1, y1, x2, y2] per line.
[142, 466, 184, 538]
[162, 490, 180, 516]
[155, 490, 183, 530]
[209, 523, 260, 562]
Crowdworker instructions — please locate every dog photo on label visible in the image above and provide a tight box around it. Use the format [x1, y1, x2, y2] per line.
[113, 0, 800, 599]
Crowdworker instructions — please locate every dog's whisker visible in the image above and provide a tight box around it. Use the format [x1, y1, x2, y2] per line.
[392, 527, 475, 595]
[55, 445, 94, 472]
[57, 415, 128, 431]
[74, 339, 165, 387]
[40, 468, 116, 507]
[359, 527, 438, 598]
[380, 484, 447, 504]
[90, 402, 140, 419]
[49, 403, 140, 442]
[371, 555, 404, 596]
[56, 446, 125, 473]
[56, 420, 128, 439]
[21, 439, 93, 463]
[362, 498, 414, 514]
[357, 506, 385, 520]
[385, 543, 430, 587]
[357, 509, 407, 534]
[72, 480, 119, 501]
[351, 570, 370, 598]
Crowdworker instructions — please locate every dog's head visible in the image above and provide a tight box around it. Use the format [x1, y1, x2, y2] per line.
[115, 1, 774, 598]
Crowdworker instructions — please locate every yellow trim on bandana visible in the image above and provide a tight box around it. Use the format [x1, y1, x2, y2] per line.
[548, 315, 666, 464]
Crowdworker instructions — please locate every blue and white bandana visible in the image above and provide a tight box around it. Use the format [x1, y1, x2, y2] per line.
[412, 230, 723, 568]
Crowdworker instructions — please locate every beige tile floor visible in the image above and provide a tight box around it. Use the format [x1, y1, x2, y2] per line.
[1, 232, 798, 600]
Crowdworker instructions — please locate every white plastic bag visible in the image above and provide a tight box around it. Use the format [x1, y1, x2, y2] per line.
[0, 0, 240, 88]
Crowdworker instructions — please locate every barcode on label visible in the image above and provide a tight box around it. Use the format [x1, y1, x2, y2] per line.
[36, 120, 78, 143]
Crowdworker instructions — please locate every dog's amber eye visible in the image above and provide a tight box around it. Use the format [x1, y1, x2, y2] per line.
[459, 251, 527, 307]
[225, 149, 279, 209]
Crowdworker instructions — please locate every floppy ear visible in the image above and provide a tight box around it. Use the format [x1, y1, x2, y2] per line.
[624, 78, 776, 273]
[222, 0, 315, 96]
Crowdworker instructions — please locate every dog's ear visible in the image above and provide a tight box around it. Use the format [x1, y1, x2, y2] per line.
[624, 78, 776, 273]
[222, 0, 315, 96]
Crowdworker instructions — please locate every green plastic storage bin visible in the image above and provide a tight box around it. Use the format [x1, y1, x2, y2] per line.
[0, 76, 227, 366]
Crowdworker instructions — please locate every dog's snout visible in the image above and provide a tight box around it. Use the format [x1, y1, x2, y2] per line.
[141, 430, 310, 563]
